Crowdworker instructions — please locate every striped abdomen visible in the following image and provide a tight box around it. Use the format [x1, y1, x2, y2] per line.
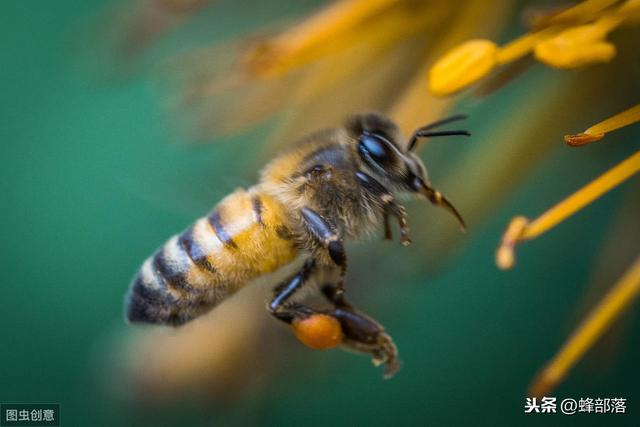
[126, 187, 298, 326]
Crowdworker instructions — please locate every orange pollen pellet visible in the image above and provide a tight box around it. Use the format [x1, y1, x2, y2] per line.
[292, 314, 343, 350]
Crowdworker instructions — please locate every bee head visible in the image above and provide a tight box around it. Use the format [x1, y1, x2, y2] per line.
[347, 112, 468, 229]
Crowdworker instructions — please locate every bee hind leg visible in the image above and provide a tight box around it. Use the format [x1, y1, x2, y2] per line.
[321, 285, 400, 379]
[268, 260, 399, 377]
[268, 260, 347, 351]
[267, 259, 317, 324]
[299, 206, 399, 377]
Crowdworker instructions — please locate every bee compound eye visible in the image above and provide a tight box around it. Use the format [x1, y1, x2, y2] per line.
[358, 133, 393, 168]
[292, 313, 343, 350]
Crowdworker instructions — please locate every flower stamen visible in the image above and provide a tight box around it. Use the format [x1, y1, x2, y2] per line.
[428, 0, 639, 96]
[533, 14, 621, 69]
[495, 27, 561, 64]
[565, 104, 640, 146]
[428, 39, 498, 97]
[496, 150, 640, 269]
[529, 255, 640, 397]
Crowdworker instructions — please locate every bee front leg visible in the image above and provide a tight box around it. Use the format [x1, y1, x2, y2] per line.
[300, 207, 347, 295]
[321, 285, 400, 378]
[355, 172, 411, 246]
[386, 203, 410, 246]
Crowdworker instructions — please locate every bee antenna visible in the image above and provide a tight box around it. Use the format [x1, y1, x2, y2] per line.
[408, 114, 470, 151]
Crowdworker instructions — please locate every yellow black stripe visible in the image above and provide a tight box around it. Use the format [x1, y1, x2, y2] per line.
[178, 228, 217, 273]
[208, 210, 238, 249]
[127, 186, 301, 327]
[152, 251, 193, 293]
[130, 259, 178, 310]
[252, 195, 264, 226]
[131, 276, 169, 305]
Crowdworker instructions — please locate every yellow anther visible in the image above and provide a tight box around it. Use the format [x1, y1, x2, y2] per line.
[566, 104, 640, 146]
[428, 39, 498, 96]
[534, 16, 621, 68]
[564, 133, 605, 146]
[496, 216, 529, 270]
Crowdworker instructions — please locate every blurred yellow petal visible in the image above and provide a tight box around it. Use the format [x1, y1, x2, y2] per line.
[242, 0, 400, 78]
[392, 0, 513, 131]
[616, 0, 640, 17]
[428, 39, 498, 96]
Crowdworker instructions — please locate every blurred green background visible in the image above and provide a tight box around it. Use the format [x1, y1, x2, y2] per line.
[1, 0, 638, 426]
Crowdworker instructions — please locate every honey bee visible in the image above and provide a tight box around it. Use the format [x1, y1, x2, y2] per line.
[125, 112, 468, 377]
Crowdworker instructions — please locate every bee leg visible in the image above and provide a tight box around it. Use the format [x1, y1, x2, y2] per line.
[321, 285, 400, 378]
[300, 207, 347, 296]
[355, 172, 411, 245]
[267, 259, 317, 324]
[388, 203, 410, 246]
[383, 213, 393, 240]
